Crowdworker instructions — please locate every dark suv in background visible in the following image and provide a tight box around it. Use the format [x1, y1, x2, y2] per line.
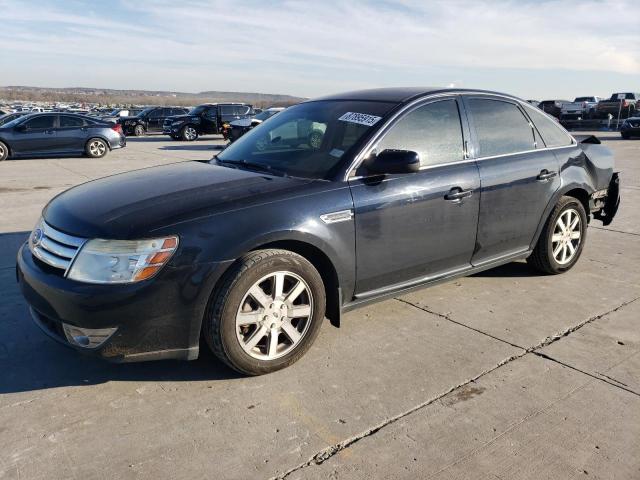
[118, 106, 189, 136]
[163, 103, 253, 141]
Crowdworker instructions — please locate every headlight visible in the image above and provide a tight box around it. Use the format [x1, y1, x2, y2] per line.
[67, 236, 178, 284]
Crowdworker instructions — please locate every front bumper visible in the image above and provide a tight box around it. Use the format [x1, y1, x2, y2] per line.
[16, 243, 230, 362]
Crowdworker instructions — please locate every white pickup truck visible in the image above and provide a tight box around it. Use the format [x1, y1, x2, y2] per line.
[560, 96, 601, 119]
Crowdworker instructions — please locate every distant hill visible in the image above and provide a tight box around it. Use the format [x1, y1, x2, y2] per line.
[0, 86, 307, 108]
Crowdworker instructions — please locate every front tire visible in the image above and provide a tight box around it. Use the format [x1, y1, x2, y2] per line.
[85, 138, 108, 158]
[204, 249, 326, 375]
[134, 124, 145, 137]
[0, 141, 8, 161]
[527, 196, 587, 274]
[181, 125, 198, 141]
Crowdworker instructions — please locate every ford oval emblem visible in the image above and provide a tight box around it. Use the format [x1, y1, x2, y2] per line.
[31, 228, 43, 246]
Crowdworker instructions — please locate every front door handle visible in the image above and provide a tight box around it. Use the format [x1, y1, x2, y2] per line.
[445, 187, 473, 201]
[537, 169, 557, 181]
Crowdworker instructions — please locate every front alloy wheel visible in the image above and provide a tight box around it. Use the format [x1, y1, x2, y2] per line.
[182, 125, 198, 141]
[204, 249, 326, 375]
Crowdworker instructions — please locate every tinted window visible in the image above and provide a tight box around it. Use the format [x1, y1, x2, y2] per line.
[148, 109, 163, 118]
[234, 105, 251, 115]
[575, 97, 596, 102]
[203, 107, 217, 119]
[60, 116, 85, 128]
[467, 99, 534, 157]
[24, 115, 55, 130]
[220, 105, 234, 115]
[377, 99, 464, 167]
[524, 105, 573, 147]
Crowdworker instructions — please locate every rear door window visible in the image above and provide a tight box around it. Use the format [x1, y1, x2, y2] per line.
[234, 105, 252, 115]
[220, 105, 234, 116]
[467, 98, 535, 157]
[523, 105, 574, 148]
[376, 99, 464, 167]
[60, 116, 85, 128]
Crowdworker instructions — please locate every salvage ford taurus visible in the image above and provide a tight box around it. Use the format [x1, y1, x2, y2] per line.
[17, 88, 620, 375]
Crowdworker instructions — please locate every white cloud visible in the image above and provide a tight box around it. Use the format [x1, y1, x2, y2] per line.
[0, 0, 637, 97]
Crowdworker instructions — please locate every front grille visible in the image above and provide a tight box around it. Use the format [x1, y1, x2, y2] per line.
[31, 222, 85, 274]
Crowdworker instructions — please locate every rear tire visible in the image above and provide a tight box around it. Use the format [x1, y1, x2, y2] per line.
[85, 138, 108, 158]
[0, 141, 8, 161]
[621, 132, 630, 140]
[134, 124, 145, 137]
[527, 196, 587, 274]
[203, 249, 326, 375]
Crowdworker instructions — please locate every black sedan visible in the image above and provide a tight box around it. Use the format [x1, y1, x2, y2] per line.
[17, 88, 619, 375]
[620, 117, 640, 139]
[0, 113, 125, 161]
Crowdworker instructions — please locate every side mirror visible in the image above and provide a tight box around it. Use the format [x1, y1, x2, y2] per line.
[364, 149, 420, 175]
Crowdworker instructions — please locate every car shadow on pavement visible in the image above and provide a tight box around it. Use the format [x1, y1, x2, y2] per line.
[126, 135, 224, 143]
[472, 260, 541, 278]
[0, 231, 241, 395]
[159, 145, 226, 152]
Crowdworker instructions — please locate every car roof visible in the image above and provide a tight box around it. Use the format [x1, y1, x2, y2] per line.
[311, 87, 523, 104]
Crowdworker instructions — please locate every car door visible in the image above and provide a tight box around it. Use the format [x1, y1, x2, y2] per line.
[11, 114, 57, 155]
[462, 95, 561, 266]
[348, 97, 481, 295]
[146, 108, 164, 132]
[202, 106, 218, 134]
[219, 105, 235, 124]
[56, 115, 89, 152]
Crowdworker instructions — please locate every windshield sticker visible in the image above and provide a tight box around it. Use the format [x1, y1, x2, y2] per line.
[338, 112, 382, 127]
[329, 148, 344, 158]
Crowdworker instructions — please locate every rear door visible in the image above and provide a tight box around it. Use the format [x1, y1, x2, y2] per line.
[463, 95, 561, 265]
[219, 105, 235, 124]
[11, 114, 57, 154]
[56, 115, 89, 152]
[349, 97, 481, 295]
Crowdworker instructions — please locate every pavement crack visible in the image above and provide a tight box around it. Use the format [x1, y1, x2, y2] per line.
[591, 226, 640, 237]
[271, 296, 639, 479]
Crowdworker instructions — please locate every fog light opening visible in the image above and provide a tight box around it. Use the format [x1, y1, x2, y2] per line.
[62, 324, 117, 349]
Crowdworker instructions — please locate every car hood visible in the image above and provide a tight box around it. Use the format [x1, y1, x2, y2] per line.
[43, 161, 312, 239]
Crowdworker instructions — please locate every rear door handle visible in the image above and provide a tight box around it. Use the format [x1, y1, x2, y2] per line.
[445, 187, 473, 201]
[537, 169, 557, 181]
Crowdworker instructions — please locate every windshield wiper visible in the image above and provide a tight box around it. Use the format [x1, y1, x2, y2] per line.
[217, 159, 288, 177]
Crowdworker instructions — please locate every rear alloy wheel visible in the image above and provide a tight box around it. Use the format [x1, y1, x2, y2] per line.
[0, 141, 8, 161]
[527, 196, 587, 274]
[134, 124, 145, 137]
[204, 249, 326, 375]
[181, 125, 198, 141]
[86, 138, 108, 158]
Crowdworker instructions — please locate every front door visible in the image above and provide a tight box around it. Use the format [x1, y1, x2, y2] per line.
[202, 106, 218, 134]
[12, 114, 57, 155]
[348, 97, 480, 295]
[462, 96, 561, 265]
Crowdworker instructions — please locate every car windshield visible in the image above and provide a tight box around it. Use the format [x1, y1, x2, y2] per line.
[215, 100, 395, 179]
[609, 93, 632, 101]
[1, 114, 30, 128]
[188, 105, 207, 115]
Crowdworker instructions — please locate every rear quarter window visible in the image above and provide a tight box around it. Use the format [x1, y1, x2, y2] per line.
[524, 105, 574, 148]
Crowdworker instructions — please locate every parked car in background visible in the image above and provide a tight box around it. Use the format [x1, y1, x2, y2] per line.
[118, 107, 189, 136]
[16, 87, 619, 375]
[620, 116, 640, 139]
[227, 107, 285, 142]
[163, 103, 253, 141]
[0, 111, 31, 127]
[538, 99, 570, 118]
[0, 109, 8, 116]
[596, 93, 639, 119]
[0, 113, 125, 161]
[526, 100, 539, 107]
[560, 96, 601, 119]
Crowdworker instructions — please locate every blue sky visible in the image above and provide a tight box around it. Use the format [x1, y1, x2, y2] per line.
[0, 0, 638, 99]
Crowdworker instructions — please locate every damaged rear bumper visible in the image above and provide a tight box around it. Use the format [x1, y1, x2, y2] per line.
[592, 172, 620, 226]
